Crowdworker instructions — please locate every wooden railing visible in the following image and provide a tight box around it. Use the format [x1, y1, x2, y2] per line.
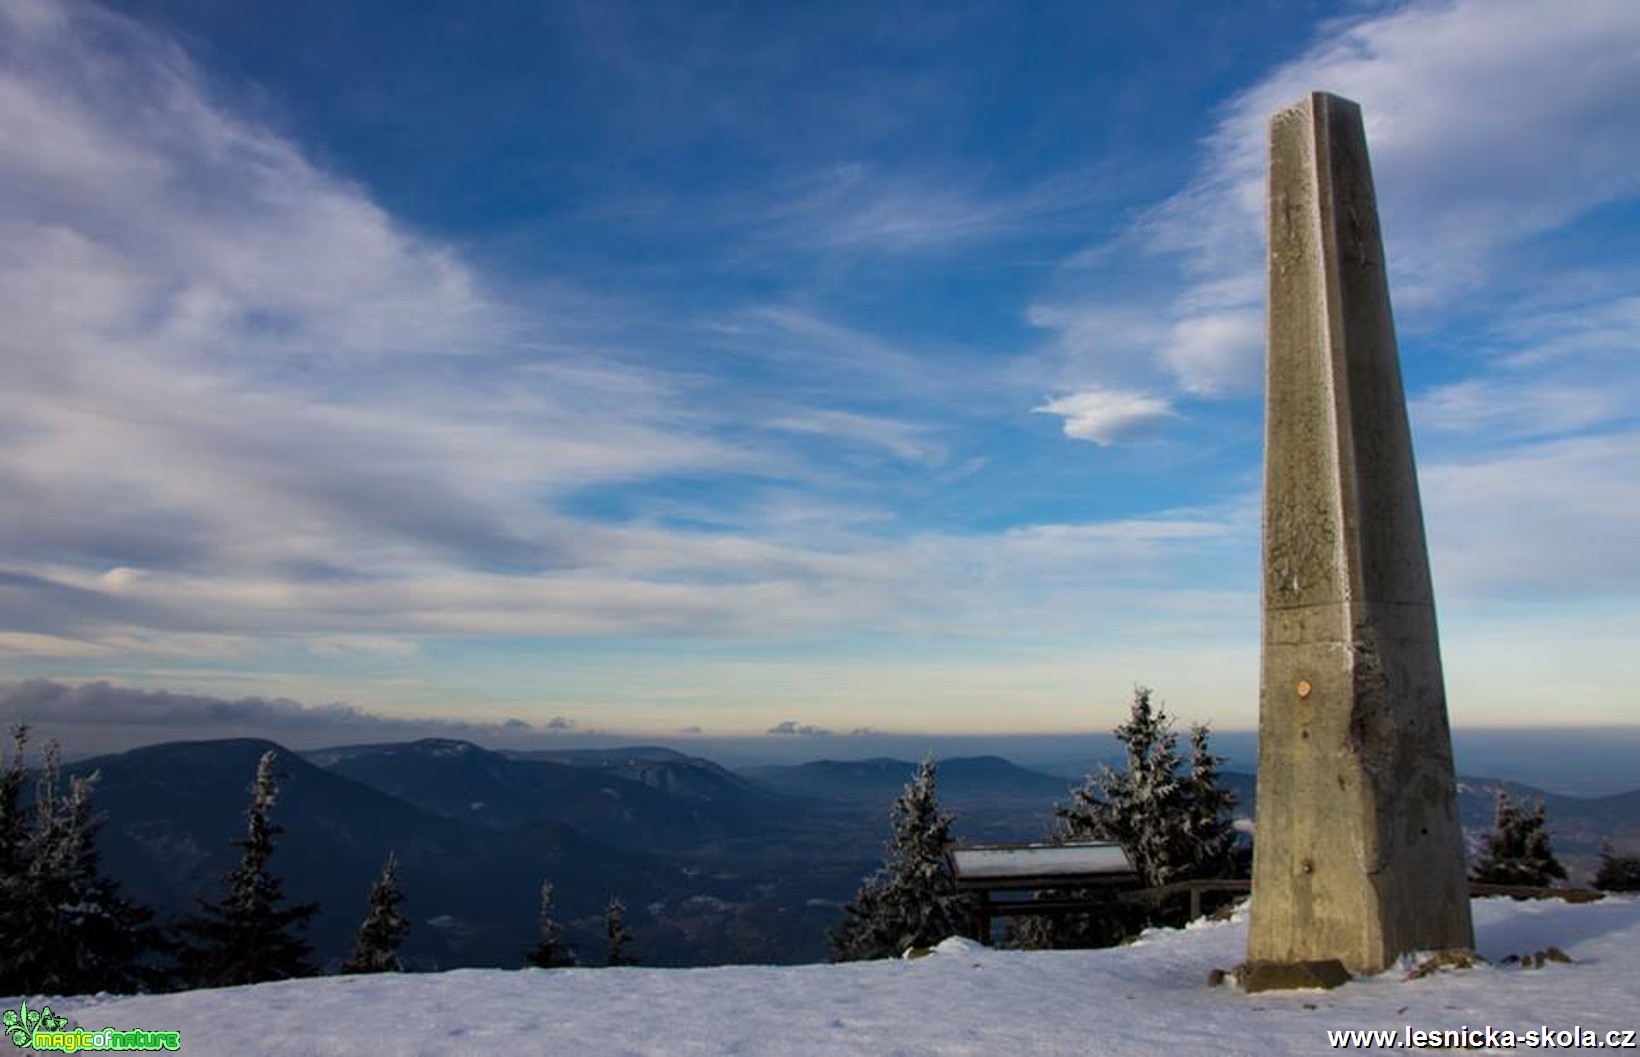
[1120, 878, 1249, 920]
[963, 878, 1607, 942]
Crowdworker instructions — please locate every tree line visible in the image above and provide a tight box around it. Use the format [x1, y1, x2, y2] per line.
[1470, 786, 1640, 893]
[829, 685, 1640, 961]
[0, 726, 638, 996]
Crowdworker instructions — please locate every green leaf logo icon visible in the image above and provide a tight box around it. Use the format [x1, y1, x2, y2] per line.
[3, 1005, 27, 1048]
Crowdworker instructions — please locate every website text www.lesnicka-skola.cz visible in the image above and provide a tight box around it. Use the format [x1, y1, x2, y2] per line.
[1327, 1025, 1639, 1049]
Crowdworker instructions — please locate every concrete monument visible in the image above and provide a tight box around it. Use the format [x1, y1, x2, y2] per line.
[1247, 92, 1474, 980]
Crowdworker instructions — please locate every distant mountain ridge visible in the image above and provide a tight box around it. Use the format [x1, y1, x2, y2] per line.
[306, 737, 796, 849]
[741, 754, 1071, 807]
[47, 738, 1640, 972]
[503, 744, 786, 811]
[741, 757, 1639, 871]
[504, 745, 695, 764]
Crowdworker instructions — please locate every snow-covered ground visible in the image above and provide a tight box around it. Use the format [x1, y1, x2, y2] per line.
[13, 897, 1640, 1056]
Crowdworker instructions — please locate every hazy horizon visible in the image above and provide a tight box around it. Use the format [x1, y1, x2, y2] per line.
[43, 728, 1640, 798]
[8, 676, 1636, 795]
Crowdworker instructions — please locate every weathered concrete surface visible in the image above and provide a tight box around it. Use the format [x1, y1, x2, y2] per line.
[1248, 92, 1473, 976]
[1235, 959, 1352, 993]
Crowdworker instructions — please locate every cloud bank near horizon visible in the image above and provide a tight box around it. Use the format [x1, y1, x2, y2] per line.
[0, 678, 588, 750]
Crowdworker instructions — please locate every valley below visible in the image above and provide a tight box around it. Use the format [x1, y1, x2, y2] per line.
[62, 737, 1640, 972]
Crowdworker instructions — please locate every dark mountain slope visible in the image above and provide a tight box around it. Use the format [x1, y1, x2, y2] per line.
[308, 738, 800, 851]
[67, 739, 688, 968]
[741, 755, 1071, 808]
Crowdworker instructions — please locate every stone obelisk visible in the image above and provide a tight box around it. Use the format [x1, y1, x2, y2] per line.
[1248, 92, 1473, 979]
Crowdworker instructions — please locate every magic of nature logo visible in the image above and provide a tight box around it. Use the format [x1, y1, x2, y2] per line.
[3, 1002, 179, 1051]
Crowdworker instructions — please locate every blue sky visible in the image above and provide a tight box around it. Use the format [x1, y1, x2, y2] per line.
[1, 0, 1637, 749]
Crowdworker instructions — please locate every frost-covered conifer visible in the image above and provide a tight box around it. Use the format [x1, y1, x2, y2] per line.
[525, 880, 576, 968]
[0, 725, 27, 879]
[830, 757, 964, 961]
[178, 750, 318, 987]
[0, 727, 159, 995]
[1060, 686, 1227, 888]
[342, 851, 409, 973]
[1471, 791, 1566, 887]
[1594, 843, 1640, 892]
[0, 725, 32, 977]
[1182, 723, 1238, 881]
[1021, 688, 1238, 949]
[604, 896, 635, 966]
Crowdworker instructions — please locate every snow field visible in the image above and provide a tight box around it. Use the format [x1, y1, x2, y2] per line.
[18, 896, 1639, 1056]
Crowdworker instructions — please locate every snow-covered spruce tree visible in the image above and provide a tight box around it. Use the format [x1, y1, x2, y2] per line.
[0, 725, 31, 979]
[830, 757, 965, 961]
[178, 750, 319, 987]
[525, 880, 576, 968]
[1181, 723, 1238, 882]
[1059, 687, 1237, 888]
[1470, 791, 1567, 888]
[0, 729, 160, 995]
[341, 851, 409, 974]
[0, 725, 26, 872]
[603, 896, 635, 967]
[1594, 843, 1640, 892]
[1019, 688, 1238, 949]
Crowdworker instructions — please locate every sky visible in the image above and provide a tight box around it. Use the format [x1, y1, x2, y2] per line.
[1, 0, 1637, 751]
[13, 898, 1640, 1054]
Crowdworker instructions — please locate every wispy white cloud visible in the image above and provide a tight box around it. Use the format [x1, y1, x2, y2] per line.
[762, 409, 946, 465]
[0, 3, 764, 585]
[1496, 293, 1640, 370]
[1022, 303, 1168, 386]
[1032, 0, 1640, 404]
[0, 634, 120, 659]
[1158, 311, 1262, 397]
[305, 636, 422, 659]
[1033, 388, 1177, 446]
[700, 303, 1012, 410]
[749, 161, 1116, 255]
[0, 505, 1242, 661]
[0, 12, 498, 364]
[1414, 379, 1634, 440]
[1146, 0, 1640, 311]
[1423, 431, 1640, 596]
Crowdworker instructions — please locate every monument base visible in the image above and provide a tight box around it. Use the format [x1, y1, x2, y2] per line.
[1233, 958, 1352, 993]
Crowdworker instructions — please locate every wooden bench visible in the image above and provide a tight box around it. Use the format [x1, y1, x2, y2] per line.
[948, 847, 1606, 948]
[948, 841, 1140, 945]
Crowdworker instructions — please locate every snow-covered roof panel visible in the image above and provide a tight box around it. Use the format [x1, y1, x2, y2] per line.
[950, 842, 1133, 879]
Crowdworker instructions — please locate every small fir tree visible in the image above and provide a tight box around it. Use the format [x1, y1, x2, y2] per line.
[830, 757, 964, 961]
[341, 851, 409, 973]
[1181, 723, 1238, 881]
[0, 728, 160, 995]
[1593, 843, 1640, 892]
[178, 750, 319, 987]
[603, 896, 635, 967]
[525, 880, 575, 968]
[1470, 791, 1567, 887]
